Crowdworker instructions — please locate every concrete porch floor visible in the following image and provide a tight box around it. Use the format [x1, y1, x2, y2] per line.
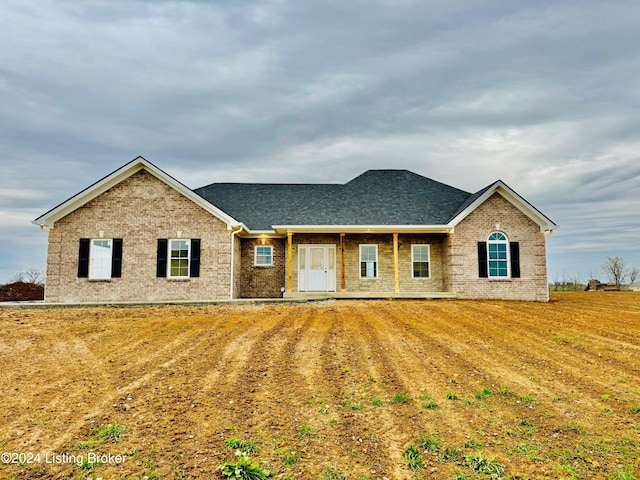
[283, 291, 457, 300]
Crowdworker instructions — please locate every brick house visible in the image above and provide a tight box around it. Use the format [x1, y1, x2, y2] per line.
[33, 157, 557, 303]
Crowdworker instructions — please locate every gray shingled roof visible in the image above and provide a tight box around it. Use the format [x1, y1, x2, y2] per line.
[194, 170, 473, 231]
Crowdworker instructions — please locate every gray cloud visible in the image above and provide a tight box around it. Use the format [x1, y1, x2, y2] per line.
[1, 0, 639, 282]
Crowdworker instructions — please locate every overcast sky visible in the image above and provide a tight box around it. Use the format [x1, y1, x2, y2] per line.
[1, 0, 639, 285]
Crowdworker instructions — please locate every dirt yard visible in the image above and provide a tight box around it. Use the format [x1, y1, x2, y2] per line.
[0, 293, 639, 480]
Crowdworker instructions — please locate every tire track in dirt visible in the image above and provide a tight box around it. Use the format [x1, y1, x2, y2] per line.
[334, 302, 441, 478]
[381, 300, 637, 440]
[322, 303, 408, 478]
[446, 301, 640, 405]
[18, 329, 207, 455]
[386, 301, 597, 407]
[225, 307, 317, 436]
[136, 305, 293, 420]
[363, 302, 509, 448]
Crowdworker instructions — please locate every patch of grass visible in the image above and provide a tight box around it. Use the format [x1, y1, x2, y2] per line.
[420, 394, 439, 410]
[512, 442, 541, 462]
[519, 394, 534, 404]
[611, 468, 638, 480]
[454, 472, 478, 480]
[224, 437, 259, 453]
[319, 467, 348, 480]
[79, 423, 126, 449]
[441, 446, 462, 463]
[77, 457, 100, 470]
[630, 405, 640, 414]
[446, 391, 460, 401]
[463, 439, 482, 449]
[370, 397, 383, 407]
[517, 419, 537, 436]
[475, 387, 493, 400]
[392, 391, 411, 404]
[465, 453, 505, 476]
[218, 452, 271, 479]
[404, 444, 423, 471]
[341, 394, 364, 411]
[281, 450, 302, 466]
[556, 422, 587, 435]
[416, 433, 439, 451]
[95, 423, 126, 443]
[296, 424, 316, 438]
[498, 387, 517, 397]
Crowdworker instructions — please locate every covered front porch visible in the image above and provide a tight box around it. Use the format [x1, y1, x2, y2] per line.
[277, 228, 455, 298]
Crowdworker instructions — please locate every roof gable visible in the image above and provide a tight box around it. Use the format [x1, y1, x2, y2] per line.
[448, 180, 557, 233]
[33, 156, 239, 228]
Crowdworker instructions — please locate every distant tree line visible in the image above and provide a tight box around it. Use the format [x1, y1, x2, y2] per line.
[5, 268, 45, 286]
[550, 256, 639, 292]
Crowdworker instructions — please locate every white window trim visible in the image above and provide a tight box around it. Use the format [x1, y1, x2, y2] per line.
[168, 239, 191, 279]
[411, 244, 431, 280]
[487, 232, 510, 279]
[89, 238, 112, 280]
[254, 245, 274, 267]
[359, 244, 378, 279]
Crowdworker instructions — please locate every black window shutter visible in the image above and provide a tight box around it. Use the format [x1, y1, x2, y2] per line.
[478, 241, 488, 278]
[111, 238, 123, 278]
[78, 238, 90, 278]
[190, 239, 201, 278]
[510, 242, 521, 278]
[157, 239, 168, 277]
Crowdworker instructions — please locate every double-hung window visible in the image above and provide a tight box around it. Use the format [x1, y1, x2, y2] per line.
[156, 238, 201, 278]
[411, 244, 430, 279]
[78, 238, 122, 279]
[360, 245, 378, 279]
[90, 239, 113, 279]
[169, 239, 190, 278]
[255, 245, 273, 266]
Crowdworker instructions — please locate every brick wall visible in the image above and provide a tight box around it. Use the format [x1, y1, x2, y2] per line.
[448, 193, 549, 301]
[45, 170, 232, 302]
[239, 238, 285, 298]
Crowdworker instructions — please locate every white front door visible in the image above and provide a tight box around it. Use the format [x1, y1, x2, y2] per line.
[298, 245, 336, 292]
[308, 246, 327, 291]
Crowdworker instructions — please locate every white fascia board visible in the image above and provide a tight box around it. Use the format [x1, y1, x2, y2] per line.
[448, 181, 558, 233]
[32, 156, 241, 228]
[238, 230, 283, 238]
[271, 225, 453, 234]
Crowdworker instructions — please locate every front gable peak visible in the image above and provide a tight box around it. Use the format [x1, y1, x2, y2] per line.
[448, 180, 557, 233]
[33, 156, 239, 228]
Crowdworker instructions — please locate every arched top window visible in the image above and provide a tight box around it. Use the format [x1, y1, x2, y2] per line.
[478, 232, 520, 279]
[487, 231, 509, 278]
[488, 232, 507, 242]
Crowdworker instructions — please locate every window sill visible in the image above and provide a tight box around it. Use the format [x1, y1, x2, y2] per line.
[254, 264, 274, 268]
[488, 278, 511, 282]
[167, 278, 190, 282]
